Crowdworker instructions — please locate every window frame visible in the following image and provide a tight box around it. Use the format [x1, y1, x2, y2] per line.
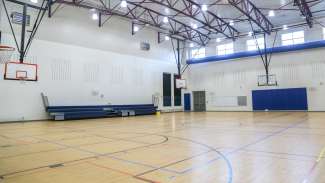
[281, 31, 305, 46]
[216, 42, 234, 56]
[191, 48, 206, 59]
[246, 38, 265, 51]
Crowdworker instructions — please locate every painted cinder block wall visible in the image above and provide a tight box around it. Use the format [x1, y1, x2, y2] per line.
[0, 5, 180, 122]
[184, 47, 325, 111]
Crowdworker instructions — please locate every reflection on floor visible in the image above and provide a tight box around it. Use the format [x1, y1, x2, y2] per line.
[0, 112, 324, 183]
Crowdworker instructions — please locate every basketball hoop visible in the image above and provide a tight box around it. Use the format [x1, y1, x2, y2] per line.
[0, 45, 15, 64]
[4, 62, 38, 81]
[258, 74, 278, 86]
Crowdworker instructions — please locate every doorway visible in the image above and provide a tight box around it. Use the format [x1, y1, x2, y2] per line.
[193, 91, 206, 112]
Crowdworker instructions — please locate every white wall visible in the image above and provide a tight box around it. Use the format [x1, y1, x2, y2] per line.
[184, 20, 325, 112]
[184, 48, 325, 111]
[0, 4, 180, 122]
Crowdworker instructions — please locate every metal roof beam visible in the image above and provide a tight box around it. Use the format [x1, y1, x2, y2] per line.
[293, 0, 313, 28]
[228, 0, 273, 34]
[53, 0, 210, 45]
[143, 0, 239, 39]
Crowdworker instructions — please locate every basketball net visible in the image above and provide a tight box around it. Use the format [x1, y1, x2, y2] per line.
[0, 45, 15, 64]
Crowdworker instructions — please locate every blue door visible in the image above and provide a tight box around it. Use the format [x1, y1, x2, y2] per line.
[184, 93, 191, 111]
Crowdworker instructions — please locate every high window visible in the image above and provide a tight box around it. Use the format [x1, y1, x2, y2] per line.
[281, 31, 304, 46]
[217, 43, 234, 56]
[191, 48, 205, 58]
[247, 38, 265, 51]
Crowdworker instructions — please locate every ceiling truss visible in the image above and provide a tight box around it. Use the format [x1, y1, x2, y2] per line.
[5, 0, 325, 46]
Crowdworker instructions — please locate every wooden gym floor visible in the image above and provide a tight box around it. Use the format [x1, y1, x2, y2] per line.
[0, 112, 324, 183]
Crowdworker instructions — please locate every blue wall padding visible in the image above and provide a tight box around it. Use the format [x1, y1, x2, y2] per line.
[252, 88, 308, 111]
[187, 40, 325, 64]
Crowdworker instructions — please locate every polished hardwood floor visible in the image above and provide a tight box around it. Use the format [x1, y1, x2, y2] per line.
[0, 112, 324, 183]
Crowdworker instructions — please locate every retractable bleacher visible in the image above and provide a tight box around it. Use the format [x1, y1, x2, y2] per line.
[46, 104, 157, 120]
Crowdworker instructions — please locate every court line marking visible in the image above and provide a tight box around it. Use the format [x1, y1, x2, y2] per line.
[87, 161, 160, 183]
[0, 113, 309, 183]
[239, 149, 317, 159]
[301, 146, 325, 183]
[179, 115, 308, 174]
[134, 135, 233, 183]
[0, 134, 170, 178]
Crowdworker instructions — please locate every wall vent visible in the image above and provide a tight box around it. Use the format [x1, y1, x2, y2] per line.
[140, 42, 150, 51]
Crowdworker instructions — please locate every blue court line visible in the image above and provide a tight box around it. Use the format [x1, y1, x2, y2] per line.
[180, 117, 307, 174]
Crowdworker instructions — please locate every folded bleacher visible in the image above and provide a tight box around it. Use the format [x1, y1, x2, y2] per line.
[46, 104, 157, 120]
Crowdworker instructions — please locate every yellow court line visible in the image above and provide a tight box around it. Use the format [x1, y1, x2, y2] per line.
[316, 146, 325, 162]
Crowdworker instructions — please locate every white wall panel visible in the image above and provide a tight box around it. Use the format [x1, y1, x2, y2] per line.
[0, 5, 177, 122]
[185, 48, 325, 111]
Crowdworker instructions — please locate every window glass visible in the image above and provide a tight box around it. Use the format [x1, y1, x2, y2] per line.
[191, 48, 205, 58]
[281, 31, 304, 46]
[217, 43, 234, 56]
[247, 38, 265, 51]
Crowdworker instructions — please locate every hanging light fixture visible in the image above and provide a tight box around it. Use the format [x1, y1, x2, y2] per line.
[283, 25, 288, 30]
[201, 4, 208, 11]
[163, 17, 169, 23]
[133, 26, 139, 32]
[120, 0, 127, 8]
[92, 13, 98, 20]
[268, 10, 275, 17]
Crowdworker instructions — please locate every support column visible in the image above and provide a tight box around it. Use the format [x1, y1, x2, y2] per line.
[19, 4, 27, 63]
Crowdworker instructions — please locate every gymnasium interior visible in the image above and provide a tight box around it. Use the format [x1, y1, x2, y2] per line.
[0, 0, 325, 182]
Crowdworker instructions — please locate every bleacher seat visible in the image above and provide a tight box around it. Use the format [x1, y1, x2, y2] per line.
[46, 104, 157, 120]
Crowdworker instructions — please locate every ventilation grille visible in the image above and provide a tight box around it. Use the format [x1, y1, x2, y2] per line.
[311, 62, 325, 80]
[109, 64, 124, 84]
[83, 63, 100, 83]
[51, 59, 71, 81]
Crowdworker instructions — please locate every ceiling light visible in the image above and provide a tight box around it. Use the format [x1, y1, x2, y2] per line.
[165, 36, 170, 41]
[216, 38, 221, 43]
[163, 17, 169, 23]
[164, 8, 169, 14]
[133, 26, 139, 32]
[120, 0, 127, 8]
[30, 0, 38, 3]
[192, 23, 198, 29]
[268, 10, 275, 17]
[282, 25, 288, 30]
[229, 20, 234, 26]
[201, 4, 208, 11]
[92, 13, 98, 20]
[189, 43, 194, 48]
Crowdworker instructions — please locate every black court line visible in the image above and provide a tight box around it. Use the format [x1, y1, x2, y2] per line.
[179, 115, 309, 174]
[0, 112, 313, 182]
[0, 134, 169, 178]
